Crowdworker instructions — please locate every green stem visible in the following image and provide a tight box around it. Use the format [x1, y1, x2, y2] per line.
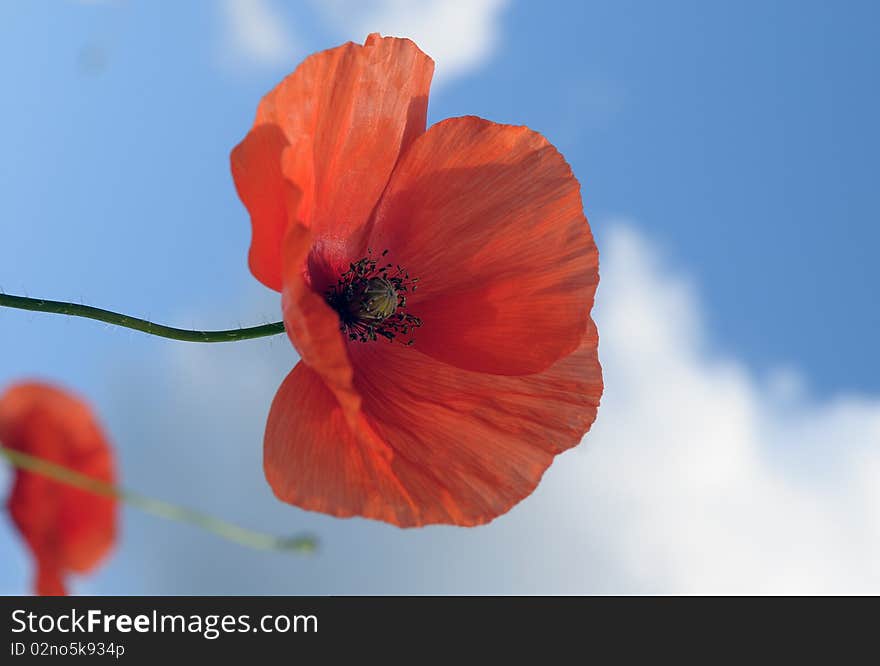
[0, 293, 285, 343]
[0, 445, 316, 554]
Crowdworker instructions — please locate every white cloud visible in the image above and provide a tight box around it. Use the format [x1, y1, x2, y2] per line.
[218, 0, 509, 84]
[220, 0, 300, 67]
[313, 0, 509, 85]
[560, 223, 880, 593]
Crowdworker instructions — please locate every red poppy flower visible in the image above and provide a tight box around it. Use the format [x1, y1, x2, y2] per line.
[231, 34, 602, 527]
[0, 382, 117, 595]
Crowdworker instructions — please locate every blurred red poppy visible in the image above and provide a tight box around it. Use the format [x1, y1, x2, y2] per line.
[0, 382, 117, 595]
[231, 34, 603, 527]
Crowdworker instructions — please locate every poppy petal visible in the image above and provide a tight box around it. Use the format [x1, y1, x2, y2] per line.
[0, 383, 117, 596]
[233, 33, 434, 289]
[264, 362, 422, 526]
[264, 324, 602, 527]
[280, 223, 360, 421]
[368, 116, 599, 376]
[231, 126, 313, 291]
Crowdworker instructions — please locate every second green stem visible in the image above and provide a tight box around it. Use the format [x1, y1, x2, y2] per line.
[0, 446, 316, 554]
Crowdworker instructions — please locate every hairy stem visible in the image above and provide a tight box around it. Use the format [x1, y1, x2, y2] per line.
[0, 293, 285, 343]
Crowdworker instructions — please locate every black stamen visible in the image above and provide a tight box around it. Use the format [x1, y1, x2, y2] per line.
[324, 250, 422, 345]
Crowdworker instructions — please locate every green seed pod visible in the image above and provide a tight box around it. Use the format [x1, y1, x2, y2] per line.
[354, 277, 399, 322]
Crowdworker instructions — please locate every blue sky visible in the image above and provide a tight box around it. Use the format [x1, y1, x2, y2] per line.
[1, 1, 878, 594]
